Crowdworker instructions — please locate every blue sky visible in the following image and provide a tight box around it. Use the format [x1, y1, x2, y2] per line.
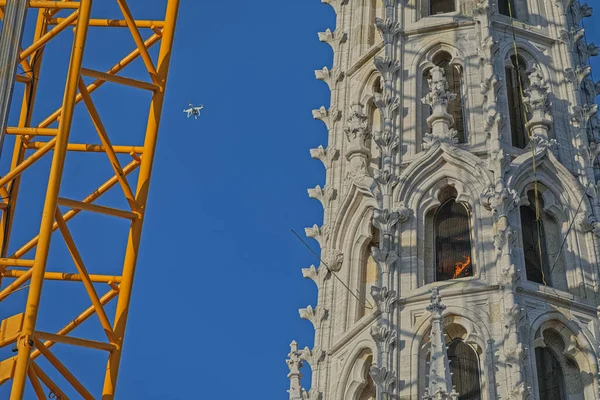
[0, 1, 599, 399]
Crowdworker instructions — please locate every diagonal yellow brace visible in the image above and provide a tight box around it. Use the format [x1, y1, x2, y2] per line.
[54, 210, 115, 342]
[81, 67, 158, 91]
[35, 331, 115, 352]
[27, 365, 46, 399]
[78, 78, 139, 210]
[30, 361, 71, 400]
[20, 10, 79, 62]
[31, 287, 119, 360]
[0, 137, 56, 188]
[36, 32, 162, 132]
[115, 0, 159, 84]
[12, 158, 140, 259]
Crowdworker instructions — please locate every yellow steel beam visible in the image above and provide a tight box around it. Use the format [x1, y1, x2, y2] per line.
[0, 0, 178, 397]
[9, 1, 92, 397]
[57, 197, 138, 220]
[29, 362, 69, 400]
[48, 18, 165, 28]
[24, 141, 144, 153]
[26, 365, 46, 399]
[81, 67, 159, 91]
[34, 331, 115, 352]
[103, 0, 179, 394]
[2, 269, 123, 284]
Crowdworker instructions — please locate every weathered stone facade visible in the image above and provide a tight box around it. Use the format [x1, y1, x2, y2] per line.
[287, 0, 600, 399]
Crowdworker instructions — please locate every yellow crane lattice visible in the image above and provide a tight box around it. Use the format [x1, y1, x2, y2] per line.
[0, 0, 180, 398]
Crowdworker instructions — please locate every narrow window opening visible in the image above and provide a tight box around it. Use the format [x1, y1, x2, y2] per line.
[430, 0, 455, 15]
[498, 0, 516, 17]
[359, 227, 380, 319]
[535, 347, 567, 400]
[448, 340, 482, 400]
[520, 190, 551, 286]
[506, 55, 529, 149]
[435, 187, 472, 282]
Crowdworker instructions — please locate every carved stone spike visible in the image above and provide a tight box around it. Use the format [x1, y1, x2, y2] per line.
[307, 185, 336, 209]
[317, 28, 347, 50]
[375, 17, 401, 44]
[374, 56, 401, 82]
[286, 341, 307, 400]
[305, 224, 329, 248]
[564, 65, 592, 85]
[369, 366, 396, 395]
[370, 318, 397, 353]
[299, 346, 326, 369]
[315, 66, 344, 90]
[301, 265, 321, 286]
[373, 208, 400, 237]
[374, 93, 400, 120]
[310, 145, 340, 170]
[299, 305, 328, 330]
[480, 186, 520, 219]
[312, 105, 341, 130]
[370, 285, 398, 314]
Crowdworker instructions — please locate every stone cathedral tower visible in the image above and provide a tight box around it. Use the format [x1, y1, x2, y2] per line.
[286, 0, 600, 399]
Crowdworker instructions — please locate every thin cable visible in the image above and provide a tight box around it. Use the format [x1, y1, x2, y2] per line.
[291, 229, 374, 310]
[507, 0, 547, 286]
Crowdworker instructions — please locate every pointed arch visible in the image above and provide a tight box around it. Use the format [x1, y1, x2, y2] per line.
[528, 312, 599, 400]
[335, 343, 378, 400]
[409, 306, 495, 400]
[395, 145, 494, 291]
[507, 150, 598, 295]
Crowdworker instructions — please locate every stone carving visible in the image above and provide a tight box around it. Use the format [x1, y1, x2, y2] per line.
[299, 305, 328, 330]
[299, 345, 326, 369]
[312, 105, 341, 131]
[344, 102, 370, 159]
[529, 135, 558, 154]
[375, 17, 401, 45]
[315, 66, 344, 90]
[305, 224, 329, 248]
[582, 78, 600, 100]
[370, 319, 397, 354]
[422, 67, 457, 113]
[369, 366, 396, 396]
[371, 247, 399, 276]
[577, 212, 600, 236]
[301, 265, 322, 286]
[287, 341, 308, 400]
[374, 56, 401, 82]
[373, 208, 401, 237]
[374, 93, 400, 121]
[374, 130, 400, 163]
[394, 202, 411, 224]
[370, 285, 398, 314]
[346, 157, 369, 186]
[558, 27, 585, 47]
[571, 104, 599, 127]
[317, 28, 347, 49]
[577, 41, 599, 64]
[569, 2, 593, 25]
[310, 145, 339, 170]
[323, 249, 344, 272]
[524, 69, 550, 115]
[424, 288, 459, 400]
[564, 65, 592, 86]
[422, 129, 459, 150]
[307, 185, 336, 209]
[480, 186, 520, 220]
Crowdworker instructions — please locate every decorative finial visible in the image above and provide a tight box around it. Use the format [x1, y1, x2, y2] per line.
[421, 67, 458, 140]
[286, 341, 308, 400]
[423, 289, 459, 400]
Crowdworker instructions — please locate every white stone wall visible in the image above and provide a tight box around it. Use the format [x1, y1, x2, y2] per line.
[287, 1, 600, 399]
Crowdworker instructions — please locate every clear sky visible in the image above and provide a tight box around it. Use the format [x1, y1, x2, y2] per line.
[0, 1, 599, 399]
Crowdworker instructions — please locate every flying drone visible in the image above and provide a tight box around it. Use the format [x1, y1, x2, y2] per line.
[183, 103, 204, 119]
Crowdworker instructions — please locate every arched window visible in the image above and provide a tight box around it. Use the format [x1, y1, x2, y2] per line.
[358, 227, 380, 319]
[448, 340, 482, 400]
[520, 190, 568, 290]
[422, 52, 466, 144]
[434, 187, 472, 282]
[430, 0, 455, 14]
[535, 347, 566, 400]
[506, 55, 529, 149]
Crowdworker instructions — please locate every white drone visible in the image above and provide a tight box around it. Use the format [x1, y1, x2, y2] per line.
[183, 103, 204, 119]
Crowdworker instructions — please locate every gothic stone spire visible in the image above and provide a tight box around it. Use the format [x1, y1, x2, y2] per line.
[423, 288, 458, 400]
